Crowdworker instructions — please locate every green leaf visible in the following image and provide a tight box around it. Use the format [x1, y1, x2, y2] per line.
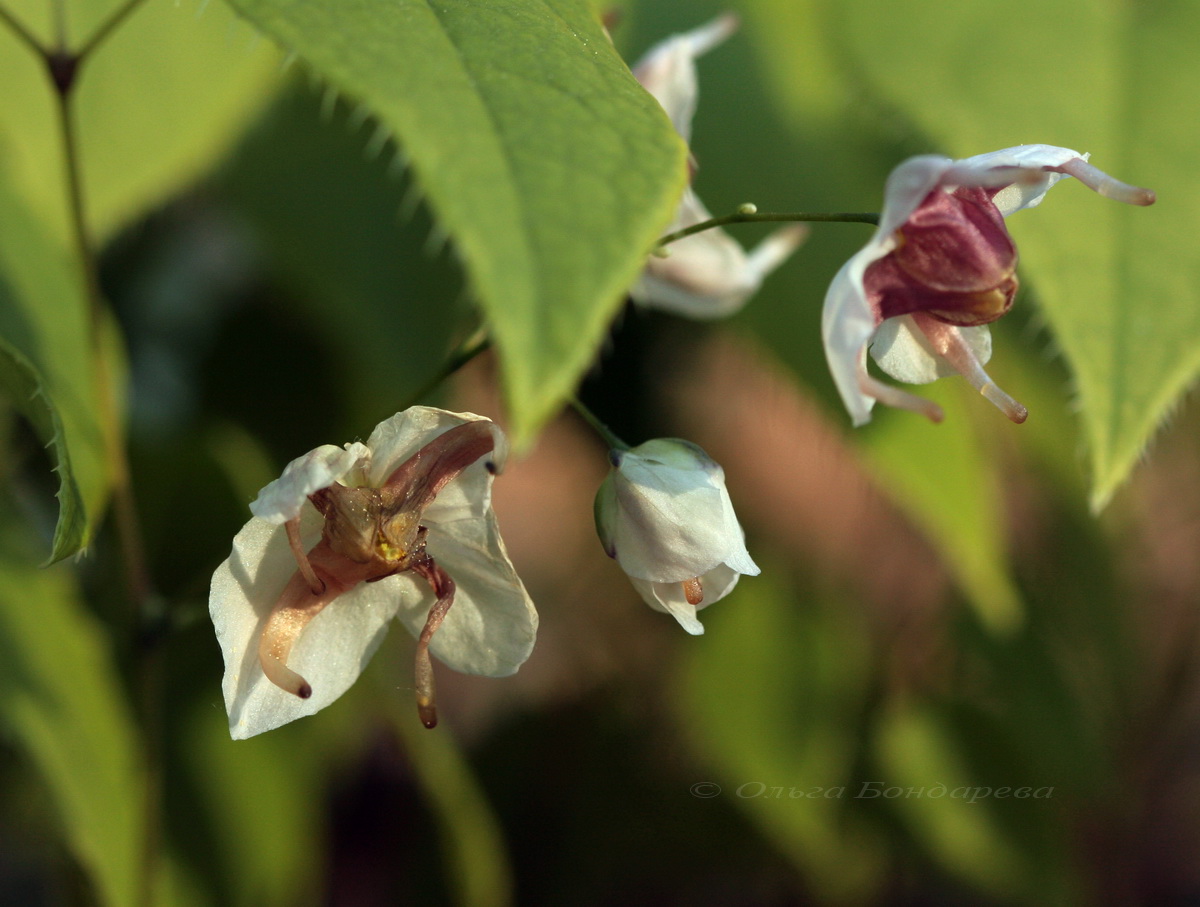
[831, 0, 1197, 509]
[216, 83, 462, 426]
[0, 167, 105, 560]
[0, 532, 146, 906]
[0, 0, 279, 242]
[220, 0, 687, 444]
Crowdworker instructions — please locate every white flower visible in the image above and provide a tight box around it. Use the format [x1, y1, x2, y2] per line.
[209, 406, 537, 739]
[630, 14, 805, 318]
[822, 144, 1155, 426]
[594, 438, 759, 634]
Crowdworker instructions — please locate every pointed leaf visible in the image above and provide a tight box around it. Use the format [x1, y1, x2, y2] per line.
[832, 0, 1194, 508]
[0, 166, 105, 560]
[220, 0, 687, 443]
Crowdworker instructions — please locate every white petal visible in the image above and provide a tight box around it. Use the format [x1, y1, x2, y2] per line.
[609, 441, 750, 583]
[632, 14, 738, 142]
[870, 317, 992, 384]
[631, 563, 743, 634]
[249, 443, 371, 523]
[720, 497, 760, 577]
[211, 505, 401, 739]
[392, 508, 538, 678]
[364, 407, 507, 527]
[365, 406, 506, 485]
[878, 155, 956, 235]
[951, 144, 1082, 215]
[634, 190, 804, 319]
[821, 155, 955, 426]
[821, 258, 879, 426]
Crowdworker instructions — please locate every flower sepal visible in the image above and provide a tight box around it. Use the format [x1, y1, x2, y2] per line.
[595, 438, 758, 635]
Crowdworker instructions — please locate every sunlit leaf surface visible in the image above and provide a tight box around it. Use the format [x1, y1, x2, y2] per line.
[221, 0, 686, 443]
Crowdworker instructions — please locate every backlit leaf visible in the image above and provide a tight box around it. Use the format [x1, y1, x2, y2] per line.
[220, 0, 687, 443]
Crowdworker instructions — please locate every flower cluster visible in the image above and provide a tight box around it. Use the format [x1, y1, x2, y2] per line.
[209, 19, 1157, 740]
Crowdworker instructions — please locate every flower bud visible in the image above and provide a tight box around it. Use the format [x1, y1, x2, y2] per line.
[595, 439, 759, 634]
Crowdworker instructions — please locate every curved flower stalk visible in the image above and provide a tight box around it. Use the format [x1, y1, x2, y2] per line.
[630, 14, 805, 318]
[594, 438, 759, 634]
[822, 144, 1156, 425]
[210, 407, 537, 738]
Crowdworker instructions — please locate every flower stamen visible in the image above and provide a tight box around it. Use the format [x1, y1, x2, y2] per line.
[682, 576, 704, 605]
[285, 517, 324, 596]
[857, 359, 945, 424]
[913, 314, 1027, 423]
[258, 565, 339, 699]
[411, 557, 457, 729]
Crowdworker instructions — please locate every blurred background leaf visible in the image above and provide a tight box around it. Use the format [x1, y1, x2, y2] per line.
[0, 0, 279, 244]
[676, 570, 886, 902]
[0, 521, 145, 906]
[0, 0, 1196, 904]
[221, 0, 687, 444]
[862, 382, 1023, 634]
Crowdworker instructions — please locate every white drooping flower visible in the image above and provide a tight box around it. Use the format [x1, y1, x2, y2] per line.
[594, 438, 759, 634]
[630, 14, 805, 318]
[209, 406, 537, 739]
[822, 143, 1155, 426]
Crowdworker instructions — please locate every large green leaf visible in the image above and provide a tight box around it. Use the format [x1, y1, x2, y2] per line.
[220, 0, 687, 444]
[831, 0, 1197, 509]
[0, 532, 145, 906]
[0, 166, 105, 560]
[0, 0, 279, 242]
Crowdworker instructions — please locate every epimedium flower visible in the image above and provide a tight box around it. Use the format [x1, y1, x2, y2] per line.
[594, 438, 759, 634]
[630, 14, 805, 318]
[822, 143, 1156, 426]
[209, 406, 537, 739]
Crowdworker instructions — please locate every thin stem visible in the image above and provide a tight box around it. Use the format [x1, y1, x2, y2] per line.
[55, 87, 154, 610]
[569, 397, 631, 452]
[0, 3, 48, 56]
[51, 52, 161, 907]
[657, 209, 879, 248]
[400, 331, 492, 410]
[75, 0, 151, 61]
